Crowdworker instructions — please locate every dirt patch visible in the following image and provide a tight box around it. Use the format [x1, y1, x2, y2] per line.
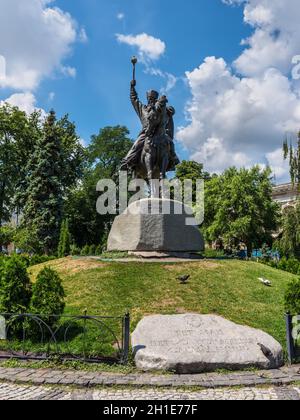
[175, 307, 188, 314]
[151, 298, 182, 309]
[29, 257, 105, 280]
[57, 258, 105, 274]
[164, 261, 221, 271]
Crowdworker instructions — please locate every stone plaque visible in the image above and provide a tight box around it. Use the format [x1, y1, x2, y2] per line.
[0, 316, 6, 340]
[132, 314, 283, 373]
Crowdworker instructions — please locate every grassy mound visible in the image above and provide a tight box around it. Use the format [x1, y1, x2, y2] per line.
[28, 257, 296, 349]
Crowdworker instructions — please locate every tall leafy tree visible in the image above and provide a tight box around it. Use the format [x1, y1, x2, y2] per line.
[56, 115, 86, 191]
[276, 204, 300, 257]
[280, 131, 300, 257]
[0, 105, 38, 227]
[88, 126, 133, 180]
[57, 219, 71, 257]
[0, 225, 15, 252]
[204, 166, 280, 255]
[175, 161, 211, 183]
[175, 160, 211, 205]
[283, 131, 300, 186]
[64, 126, 133, 247]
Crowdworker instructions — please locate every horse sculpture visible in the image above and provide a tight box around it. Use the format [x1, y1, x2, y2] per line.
[135, 96, 172, 197]
[121, 58, 179, 198]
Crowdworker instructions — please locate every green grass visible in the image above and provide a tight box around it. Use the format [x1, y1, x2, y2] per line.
[27, 257, 295, 347]
[1, 256, 298, 370]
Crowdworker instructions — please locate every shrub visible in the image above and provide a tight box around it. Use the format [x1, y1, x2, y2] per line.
[28, 255, 56, 267]
[30, 267, 65, 328]
[95, 245, 102, 256]
[88, 245, 96, 256]
[80, 245, 90, 256]
[13, 227, 41, 255]
[286, 258, 300, 275]
[70, 243, 81, 256]
[203, 249, 225, 258]
[0, 255, 32, 313]
[0, 225, 15, 250]
[0, 256, 5, 281]
[285, 278, 300, 315]
[57, 219, 71, 258]
[277, 256, 288, 271]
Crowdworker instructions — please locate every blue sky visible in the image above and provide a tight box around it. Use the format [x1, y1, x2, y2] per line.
[38, 0, 250, 145]
[1, 0, 300, 181]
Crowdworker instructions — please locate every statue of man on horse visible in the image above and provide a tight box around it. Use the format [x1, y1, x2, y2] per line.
[120, 57, 180, 197]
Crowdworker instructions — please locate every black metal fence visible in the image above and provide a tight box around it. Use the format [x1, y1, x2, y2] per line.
[285, 313, 300, 364]
[0, 312, 130, 364]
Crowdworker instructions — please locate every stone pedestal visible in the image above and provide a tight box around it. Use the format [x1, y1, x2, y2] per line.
[107, 199, 204, 254]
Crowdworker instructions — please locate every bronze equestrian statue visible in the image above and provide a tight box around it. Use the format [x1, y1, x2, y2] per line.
[121, 57, 180, 197]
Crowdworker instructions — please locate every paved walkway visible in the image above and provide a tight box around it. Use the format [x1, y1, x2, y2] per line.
[0, 382, 299, 400]
[0, 365, 299, 389]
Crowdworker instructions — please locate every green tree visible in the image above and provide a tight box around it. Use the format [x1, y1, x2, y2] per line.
[276, 204, 300, 257]
[176, 160, 211, 183]
[283, 131, 300, 186]
[175, 161, 211, 206]
[64, 126, 132, 247]
[0, 255, 32, 313]
[204, 166, 279, 255]
[22, 111, 64, 254]
[88, 126, 133, 180]
[284, 278, 300, 315]
[0, 225, 15, 252]
[0, 105, 38, 226]
[30, 267, 65, 328]
[57, 219, 71, 258]
[16, 113, 85, 213]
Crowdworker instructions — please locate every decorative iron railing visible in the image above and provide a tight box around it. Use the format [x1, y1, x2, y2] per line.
[0, 312, 130, 364]
[285, 313, 300, 364]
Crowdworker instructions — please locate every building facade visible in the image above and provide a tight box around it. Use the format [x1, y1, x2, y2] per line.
[272, 183, 299, 210]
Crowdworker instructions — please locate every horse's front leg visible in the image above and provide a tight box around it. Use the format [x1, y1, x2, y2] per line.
[144, 152, 155, 198]
[160, 154, 169, 199]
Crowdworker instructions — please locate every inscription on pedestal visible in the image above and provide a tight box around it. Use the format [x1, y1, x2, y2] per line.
[132, 314, 284, 373]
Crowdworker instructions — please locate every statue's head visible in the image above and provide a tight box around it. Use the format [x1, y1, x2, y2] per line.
[147, 90, 159, 105]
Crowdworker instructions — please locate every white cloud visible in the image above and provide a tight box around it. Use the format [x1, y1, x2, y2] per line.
[191, 137, 251, 174]
[116, 33, 166, 61]
[117, 13, 125, 21]
[145, 67, 178, 93]
[78, 28, 88, 44]
[266, 147, 290, 179]
[0, 92, 46, 116]
[178, 0, 300, 181]
[61, 66, 76, 78]
[116, 33, 176, 93]
[0, 0, 78, 90]
[225, 0, 300, 77]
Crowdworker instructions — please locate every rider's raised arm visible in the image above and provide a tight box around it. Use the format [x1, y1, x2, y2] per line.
[130, 80, 143, 118]
[166, 106, 176, 139]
